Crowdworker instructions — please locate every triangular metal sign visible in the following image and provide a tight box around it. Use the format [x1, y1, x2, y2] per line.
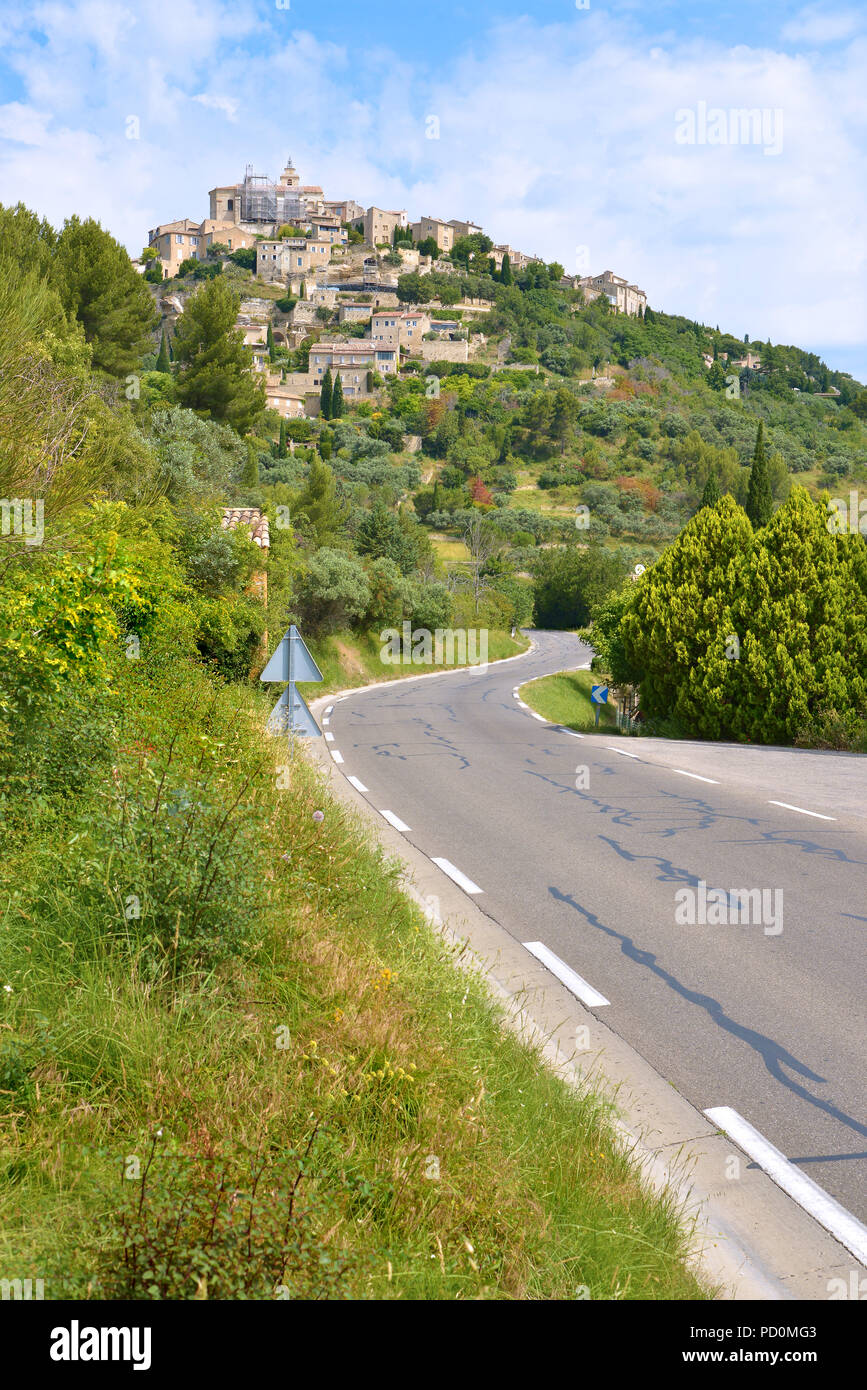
[260, 625, 323, 684]
[267, 685, 321, 738]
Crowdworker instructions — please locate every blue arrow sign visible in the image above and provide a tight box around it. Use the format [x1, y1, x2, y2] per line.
[260, 625, 323, 684]
[267, 685, 321, 738]
[591, 685, 609, 705]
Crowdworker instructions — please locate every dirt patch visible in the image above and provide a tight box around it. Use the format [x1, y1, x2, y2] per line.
[335, 641, 367, 679]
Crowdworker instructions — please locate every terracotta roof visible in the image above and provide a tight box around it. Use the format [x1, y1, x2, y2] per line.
[221, 507, 270, 550]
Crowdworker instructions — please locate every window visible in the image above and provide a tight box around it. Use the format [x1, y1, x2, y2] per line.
[176, 235, 184, 244]
[227, 199, 234, 211]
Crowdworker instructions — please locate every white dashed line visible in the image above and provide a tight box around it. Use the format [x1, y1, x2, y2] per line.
[322, 718, 330, 727]
[561, 729, 585, 739]
[331, 750, 344, 764]
[606, 746, 640, 759]
[704, 1107, 867, 1267]
[431, 858, 483, 895]
[530, 712, 547, 722]
[768, 800, 836, 821]
[380, 810, 411, 833]
[523, 942, 610, 1008]
[324, 731, 334, 742]
[672, 769, 719, 784]
[346, 775, 367, 793]
[324, 706, 334, 716]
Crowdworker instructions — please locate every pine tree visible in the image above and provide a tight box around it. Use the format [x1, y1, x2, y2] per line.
[155, 329, 171, 373]
[331, 372, 344, 418]
[52, 215, 158, 376]
[172, 276, 265, 433]
[241, 440, 259, 487]
[619, 496, 753, 738]
[701, 472, 721, 508]
[732, 487, 864, 744]
[746, 422, 773, 528]
[320, 367, 333, 420]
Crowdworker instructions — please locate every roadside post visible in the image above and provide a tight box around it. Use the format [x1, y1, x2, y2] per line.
[590, 683, 608, 729]
[261, 625, 324, 758]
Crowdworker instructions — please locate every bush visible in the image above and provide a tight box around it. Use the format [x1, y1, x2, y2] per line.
[294, 548, 371, 633]
[87, 1131, 349, 1300]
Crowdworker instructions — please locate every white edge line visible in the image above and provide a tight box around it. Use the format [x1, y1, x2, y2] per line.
[561, 729, 585, 739]
[346, 774, 367, 793]
[704, 1107, 867, 1267]
[606, 746, 640, 759]
[324, 706, 334, 716]
[324, 731, 334, 742]
[380, 809, 411, 833]
[523, 941, 610, 1008]
[530, 712, 547, 722]
[431, 857, 483, 895]
[331, 750, 344, 763]
[768, 800, 836, 822]
[672, 769, 719, 784]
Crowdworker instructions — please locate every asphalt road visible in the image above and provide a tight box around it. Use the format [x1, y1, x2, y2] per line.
[324, 630, 867, 1222]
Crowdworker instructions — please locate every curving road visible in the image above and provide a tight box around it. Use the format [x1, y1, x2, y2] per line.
[322, 630, 867, 1223]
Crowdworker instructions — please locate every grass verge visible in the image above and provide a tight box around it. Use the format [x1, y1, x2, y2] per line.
[520, 668, 622, 734]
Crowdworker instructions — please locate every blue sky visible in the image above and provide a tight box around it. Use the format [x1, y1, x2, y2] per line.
[1, 0, 865, 381]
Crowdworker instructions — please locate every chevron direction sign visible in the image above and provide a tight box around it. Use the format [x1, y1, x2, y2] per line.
[261, 625, 323, 738]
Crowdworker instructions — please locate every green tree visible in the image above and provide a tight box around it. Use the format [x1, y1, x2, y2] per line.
[356, 502, 418, 574]
[619, 496, 753, 737]
[533, 544, 628, 628]
[278, 419, 288, 458]
[295, 456, 348, 545]
[745, 422, 773, 528]
[267, 323, 275, 361]
[730, 487, 867, 744]
[701, 472, 721, 508]
[155, 329, 171, 373]
[500, 253, 512, 285]
[294, 548, 370, 633]
[53, 216, 158, 376]
[320, 367, 333, 421]
[331, 373, 345, 419]
[172, 277, 265, 433]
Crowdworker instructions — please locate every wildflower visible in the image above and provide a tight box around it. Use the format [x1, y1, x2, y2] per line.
[3, 984, 12, 994]
[312, 810, 325, 823]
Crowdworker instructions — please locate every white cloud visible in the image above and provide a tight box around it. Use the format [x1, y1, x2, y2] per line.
[191, 93, 239, 121]
[0, 2, 864, 377]
[781, 5, 865, 45]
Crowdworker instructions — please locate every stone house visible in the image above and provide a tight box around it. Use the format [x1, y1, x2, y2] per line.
[578, 271, 647, 317]
[256, 237, 333, 283]
[410, 216, 455, 252]
[370, 309, 431, 352]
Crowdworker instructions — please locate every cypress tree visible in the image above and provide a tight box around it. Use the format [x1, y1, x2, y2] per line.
[278, 419, 288, 457]
[500, 253, 512, 285]
[267, 323, 275, 361]
[155, 329, 170, 373]
[331, 372, 344, 418]
[746, 422, 773, 528]
[701, 472, 721, 508]
[320, 367, 333, 420]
